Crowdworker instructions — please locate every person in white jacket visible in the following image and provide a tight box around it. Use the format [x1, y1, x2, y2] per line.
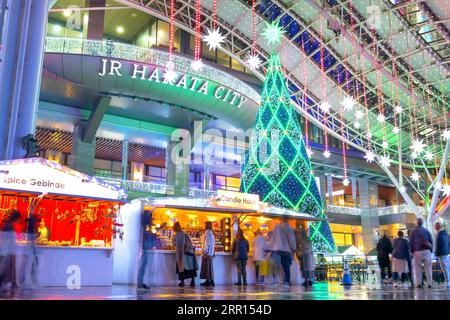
[200, 221, 215, 287]
[271, 219, 296, 286]
[253, 229, 267, 285]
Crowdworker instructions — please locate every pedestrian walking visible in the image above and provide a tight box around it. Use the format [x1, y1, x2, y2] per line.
[392, 231, 410, 288]
[406, 229, 414, 286]
[174, 222, 198, 287]
[253, 229, 266, 285]
[434, 222, 450, 287]
[294, 226, 315, 287]
[270, 219, 296, 287]
[232, 229, 249, 286]
[376, 231, 393, 285]
[0, 211, 21, 293]
[137, 210, 156, 289]
[410, 218, 433, 288]
[200, 221, 215, 287]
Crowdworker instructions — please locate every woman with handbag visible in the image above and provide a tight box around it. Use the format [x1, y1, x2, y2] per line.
[173, 222, 198, 287]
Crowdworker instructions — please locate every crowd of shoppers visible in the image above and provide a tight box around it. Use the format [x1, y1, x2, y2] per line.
[376, 217, 450, 289]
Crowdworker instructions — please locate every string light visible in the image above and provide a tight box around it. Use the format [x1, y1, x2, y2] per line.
[191, 0, 203, 71]
[319, 19, 330, 158]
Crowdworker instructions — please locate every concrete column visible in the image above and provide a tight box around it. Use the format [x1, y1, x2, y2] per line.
[166, 137, 190, 196]
[359, 178, 380, 254]
[0, 0, 50, 160]
[351, 178, 358, 208]
[318, 175, 327, 208]
[68, 120, 96, 175]
[327, 175, 333, 205]
[121, 139, 129, 180]
[86, 0, 105, 40]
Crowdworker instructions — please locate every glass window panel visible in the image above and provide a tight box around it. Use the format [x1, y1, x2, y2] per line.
[345, 234, 353, 245]
[231, 58, 245, 72]
[202, 42, 216, 62]
[148, 166, 162, 177]
[215, 175, 226, 186]
[333, 233, 346, 246]
[226, 177, 240, 189]
[157, 20, 169, 47]
[217, 50, 230, 68]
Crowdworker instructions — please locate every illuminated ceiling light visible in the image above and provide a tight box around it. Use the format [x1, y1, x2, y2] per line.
[262, 21, 284, 46]
[411, 172, 420, 182]
[203, 28, 226, 51]
[393, 126, 400, 134]
[63, 9, 71, 17]
[306, 147, 313, 158]
[424, 151, 433, 161]
[163, 69, 177, 84]
[379, 155, 391, 168]
[342, 178, 350, 186]
[442, 184, 450, 197]
[323, 150, 331, 158]
[394, 105, 403, 114]
[191, 59, 204, 72]
[355, 110, 364, 120]
[382, 140, 389, 149]
[319, 101, 331, 113]
[365, 150, 375, 163]
[246, 54, 262, 70]
[376, 113, 385, 123]
[53, 24, 62, 33]
[116, 26, 124, 34]
[398, 185, 407, 193]
[341, 96, 355, 111]
[442, 129, 450, 141]
[410, 138, 426, 155]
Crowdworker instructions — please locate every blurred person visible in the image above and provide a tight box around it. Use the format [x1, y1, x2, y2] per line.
[137, 210, 155, 289]
[173, 222, 197, 287]
[295, 226, 315, 288]
[232, 229, 249, 286]
[434, 222, 450, 287]
[200, 221, 215, 287]
[270, 218, 296, 287]
[0, 211, 21, 292]
[253, 229, 266, 285]
[376, 231, 393, 285]
[392, 231, 410, 288]
[410, 218, 433, 288]
[406, 229, 415, 286]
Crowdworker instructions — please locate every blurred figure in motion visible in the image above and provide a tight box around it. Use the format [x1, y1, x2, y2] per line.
[173, 222, 197, 287]
[410, 218, 433, 288]
[232, 229, 249, 286]
[137, 210, 155, 290]
[376, 231, 393, 286]
[253, 229, 266, 286]
[295, 226, 315, 288]
[434, 222, 450, 287]
[200, 221, 215, 287]
[0, 210, 21, 293]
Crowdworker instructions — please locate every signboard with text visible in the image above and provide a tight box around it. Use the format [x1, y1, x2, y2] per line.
[215, 190, 260, 211]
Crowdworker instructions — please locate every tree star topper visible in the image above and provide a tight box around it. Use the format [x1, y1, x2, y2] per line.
[262, 21, 284, 46]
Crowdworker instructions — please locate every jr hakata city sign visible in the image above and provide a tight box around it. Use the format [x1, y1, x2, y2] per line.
[99, 59, 248, 108]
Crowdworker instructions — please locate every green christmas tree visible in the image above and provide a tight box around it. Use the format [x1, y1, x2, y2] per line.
[240, 53, 336, 253]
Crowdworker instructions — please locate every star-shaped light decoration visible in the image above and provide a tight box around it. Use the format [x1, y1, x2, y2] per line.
[354, 122, 361, 129]
[398, 185, 407, 193]
[355, 110, 364, 120]
[365, 150, 375, 163]
[393, 126, 400, 134]
[411, 151, 419, 159]
[203, 28, 226, 51]
[366, 132, 373, 139]
[442, 129, 450, 141]
[320, 101, 332, 113]
[342, 178, 350, 186]
[442, 184, 450, 197]
[394, 105, 403, 114]
[379, 155, 391, 168]
[163, 69, 177, 84]
[410, 138, 426, 155]
[262, 21, 284, 46]
[191, 59, 204, 72]
[382, 140, 389, 149]
[376, 113, 385, 123]
[342, 96, 355, 111]
[306, 147, 313, 158]
[323, 150, 331, 158]
[424, 151, 433, 161]
[246, 54, 262, 71]
[411, 172, 420, 182]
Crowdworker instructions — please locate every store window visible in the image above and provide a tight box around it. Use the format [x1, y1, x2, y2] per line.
[156, 20, 170, 48]
[189, 171, 203, 189]
[213, 175, 240, 191]
[94, 159, 121, 178]
[145, 166, 166, 183]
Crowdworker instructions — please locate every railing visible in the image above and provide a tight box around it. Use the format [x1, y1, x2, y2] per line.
[326, 205, 361, 216]
[97, 177, 174, 196]
[378, 204, 425, 216]
[44, 37, 260, 104]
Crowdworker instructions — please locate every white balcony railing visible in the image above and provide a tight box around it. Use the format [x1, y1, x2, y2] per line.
[377, 204, 425, 216]
[326, 205, 361, 216]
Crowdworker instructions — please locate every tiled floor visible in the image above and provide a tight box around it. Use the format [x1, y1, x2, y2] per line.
[1, 282, 450, 300]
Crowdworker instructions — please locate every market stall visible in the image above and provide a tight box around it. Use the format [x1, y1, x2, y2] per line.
[0, 158, 126, 286]
[113, 190, 326, 286]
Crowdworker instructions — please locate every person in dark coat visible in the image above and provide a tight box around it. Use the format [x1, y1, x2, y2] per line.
[0, 211, 21, 292]
[392, 231, 411, 287]
[137, 210, 156, 289]
[376, 232, 393, 285]
[174, 222, 198, 287]
[406, 229, 414, 286]
[410, 218, 433, 288]
[434, 222, 450, 287]
[232, 229, 249, 286]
